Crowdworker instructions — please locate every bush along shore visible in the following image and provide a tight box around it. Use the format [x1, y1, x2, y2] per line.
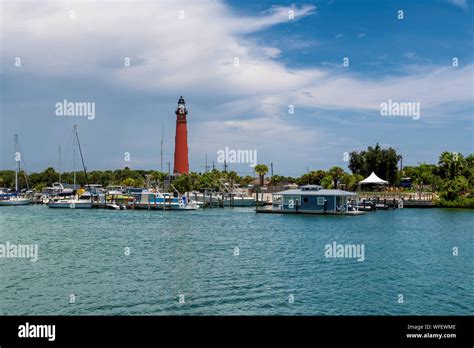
[1, 146, 472, 209]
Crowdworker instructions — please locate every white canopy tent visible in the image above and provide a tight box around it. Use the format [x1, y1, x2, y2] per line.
[359, 172, 388, 185]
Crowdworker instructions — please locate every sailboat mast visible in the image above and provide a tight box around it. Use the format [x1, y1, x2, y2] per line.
[14, 134, 19, 192]
[73, 126, 76, 189]
[58, 145, 61, 183]
[161, 123, 164, 172]
[75, 125, 89, 187]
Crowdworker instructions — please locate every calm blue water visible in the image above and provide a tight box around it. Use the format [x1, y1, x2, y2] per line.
[0, 205, 472, 315]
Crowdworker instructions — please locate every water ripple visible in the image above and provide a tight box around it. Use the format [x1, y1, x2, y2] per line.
[0, 206, 473, 315]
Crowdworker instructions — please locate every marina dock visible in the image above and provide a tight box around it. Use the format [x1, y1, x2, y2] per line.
[358, 193, 436, 208]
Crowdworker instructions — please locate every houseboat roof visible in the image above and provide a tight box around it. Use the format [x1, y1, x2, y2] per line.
[300, 185, 322, 191]
[274, 188, 357, 196]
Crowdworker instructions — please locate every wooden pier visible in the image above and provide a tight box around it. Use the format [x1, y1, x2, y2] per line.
[359, 194, 436, 208]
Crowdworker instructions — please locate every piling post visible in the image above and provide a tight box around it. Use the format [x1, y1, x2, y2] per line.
[256, 186, 259, 211]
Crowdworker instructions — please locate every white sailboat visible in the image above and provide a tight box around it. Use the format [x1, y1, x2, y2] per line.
[0, 196, 32, 206]
[0, 134, 32, 206]
[48, 125, 92, 209]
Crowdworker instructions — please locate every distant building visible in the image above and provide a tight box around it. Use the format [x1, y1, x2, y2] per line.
[252, 177, 271, 186]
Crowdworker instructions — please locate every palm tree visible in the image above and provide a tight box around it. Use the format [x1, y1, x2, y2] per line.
[41, 167, 57, 185]
[188, 172, 199, 191]
[270, 175, 285, 186]
[254, 164, 269, 187]
[150, 170, 167, 190]
[226, 171, 238, 186]
[438, 152, 465, 180]
[438, 151, 454, 179]
[412, 164, 432, 198]
[452, 153, 465, 179]
[320, 175, 334, 189]
[328, 166, 345, 189]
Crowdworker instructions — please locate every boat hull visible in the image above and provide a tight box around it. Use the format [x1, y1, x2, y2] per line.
[223, 198, 256, 207]
[47, 201, 93, 209]
[129, 202, 199, 210]
[0, 198, 32, 206]
[188, 194, 221, 204]
[256, 206, 366, 215]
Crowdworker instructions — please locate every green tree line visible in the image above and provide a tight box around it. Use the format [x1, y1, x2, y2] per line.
[1, 146, 472, 207]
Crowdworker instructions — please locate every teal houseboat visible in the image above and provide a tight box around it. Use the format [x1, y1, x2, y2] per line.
[258, 185, 364, 215]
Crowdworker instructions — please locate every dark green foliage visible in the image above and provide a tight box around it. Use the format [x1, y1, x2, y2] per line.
[348, 143, 400, 184]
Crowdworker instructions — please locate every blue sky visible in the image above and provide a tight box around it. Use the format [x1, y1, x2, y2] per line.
[238, 0, 473, 71]
[1, 0, 473, 177]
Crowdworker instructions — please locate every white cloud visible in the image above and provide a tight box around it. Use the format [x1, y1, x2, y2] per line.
[2, 0, 469, 115]
[1, 1, 472, 172]
[231, 4, 317, 33]
[294, 65, 473, 112]
[2, 0, 472, 118]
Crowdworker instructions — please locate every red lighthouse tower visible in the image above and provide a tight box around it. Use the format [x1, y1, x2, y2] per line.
[173, 96, 189, 174]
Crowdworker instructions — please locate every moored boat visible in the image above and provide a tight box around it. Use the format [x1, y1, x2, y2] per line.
[0, 135, 32, 206]
[129, 190, 200, 210]
[47, 195, 93, 209]
[187, 191, 222, 206]
[41, 182, 76, 203]
[223, 183, 256, 206]
[223, 194, 256, 207]
[106, 185, 125, 196]
[47, 125, 93, 209]
[257, 185, 365, 215]
[0, 196, 32, 206]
